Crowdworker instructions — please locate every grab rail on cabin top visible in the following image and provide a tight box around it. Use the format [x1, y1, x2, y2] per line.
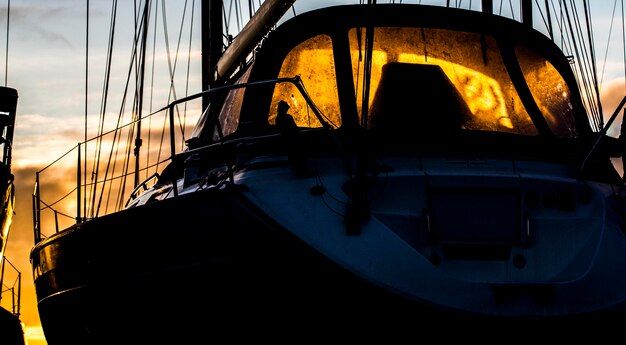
[32, 76, 332, 244]
[581, 94, 626, 176]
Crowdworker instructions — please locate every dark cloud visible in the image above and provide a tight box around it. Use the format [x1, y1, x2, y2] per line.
[0, 4, 82, 49]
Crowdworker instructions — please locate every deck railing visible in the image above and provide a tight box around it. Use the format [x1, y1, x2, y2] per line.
[31, 77, 320, 244]
[0, 257, 21, 318]
[32, 92, 203, 244]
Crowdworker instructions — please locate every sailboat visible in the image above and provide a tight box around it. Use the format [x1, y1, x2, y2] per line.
[29, 0, 626, 343]
[0, 86, 23, 345]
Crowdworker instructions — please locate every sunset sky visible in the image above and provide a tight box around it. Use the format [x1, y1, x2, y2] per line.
[0, 1, 625, 344]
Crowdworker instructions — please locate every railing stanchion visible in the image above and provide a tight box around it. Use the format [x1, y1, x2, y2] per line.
[169, 105, 178, 197]
[33, 173, 40, 244]
[77, 142, 81, 223]
[16, 270, 20, 317]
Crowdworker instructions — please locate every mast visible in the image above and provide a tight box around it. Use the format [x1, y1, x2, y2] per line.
[202, 0, 223, 110]
[213, 0, 295, 83]
[0, 86, 16, 169]
[0, 86, 16, 300]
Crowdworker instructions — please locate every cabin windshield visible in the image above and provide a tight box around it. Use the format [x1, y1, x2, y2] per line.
[213, 25, 579, 142]
[264, 26, 580, 138]
[351, 27, 537, 135]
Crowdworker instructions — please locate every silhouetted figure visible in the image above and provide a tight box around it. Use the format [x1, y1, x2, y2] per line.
[276, 100, 298, 135]
[275, 100, 307, 175]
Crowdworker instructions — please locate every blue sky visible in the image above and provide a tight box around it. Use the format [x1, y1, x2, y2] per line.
[1, 1, 625, 344]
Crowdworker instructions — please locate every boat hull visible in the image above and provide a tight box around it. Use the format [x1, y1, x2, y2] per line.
[31, 169, 626, 344]
[27, 3, 626, 342]
[33, 187, 397, 344]
[0, 307, 24, 345]
[33, 186, 434, 343]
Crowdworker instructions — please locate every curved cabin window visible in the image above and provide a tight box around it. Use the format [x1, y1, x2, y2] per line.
[269, 34, 341, 128]
[516, 45, 578, 138]
[189, 65, 252, 142]
[349, 27, 538, 136]
[215, 67, 251, 139]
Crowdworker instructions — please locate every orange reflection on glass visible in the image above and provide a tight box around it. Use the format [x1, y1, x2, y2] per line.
[350, 27, 536, 134]
[352, 50, 387, 119]
[270, 34, 341, 128]
[398, 54, 512, 129]
[517, 45, 577, 138]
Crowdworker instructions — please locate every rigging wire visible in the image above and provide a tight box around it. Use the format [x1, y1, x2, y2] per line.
[134, 0, 152, 186]
[598, 0, 618, 89]
[41, 0, 201, 221]
[620, 0, 626, 93]
[551, 0, 602, 131]
[120, 0, 152, 210]
[607, 0, 626, 179]
[70, 0, 622, 219]
[96, 0, 149, 216]
[119, 0, 155, 212]
[83, 0, 89, 222]
[508, 0, 515, 20]
[89, 0, 118, 219]
[146, 0, 159, 180]
[109, 0, 143, 214]
[3, 0, 8, 86]
[533, 0, 553, 40]
[153, 1, 170, 176]
[183, 0, 196, 152]
[227, 0, 243, 35]
[562, 0, 604, 130]
[109, 0, 144, 212]
[545, 0, 554, 40]
[564, 1, 598, 126]
[581, 0, 603, 128]
[548, 2, 577, 81]
[153, 0, 191, 174]
[170, 0, 191, 148]
[559, 0, 564, 50]
[237, 0, 243, 30]
[223, 1, 230, 38]
[93, 0, 199, 213]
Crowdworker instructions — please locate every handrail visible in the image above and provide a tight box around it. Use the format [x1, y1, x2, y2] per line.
[581, 94, 626, 174]
[125, 172, 160, 208]
[31, 76, 332, 244]
[160, 76, 333, 129]
[164, 76, 333, 196]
